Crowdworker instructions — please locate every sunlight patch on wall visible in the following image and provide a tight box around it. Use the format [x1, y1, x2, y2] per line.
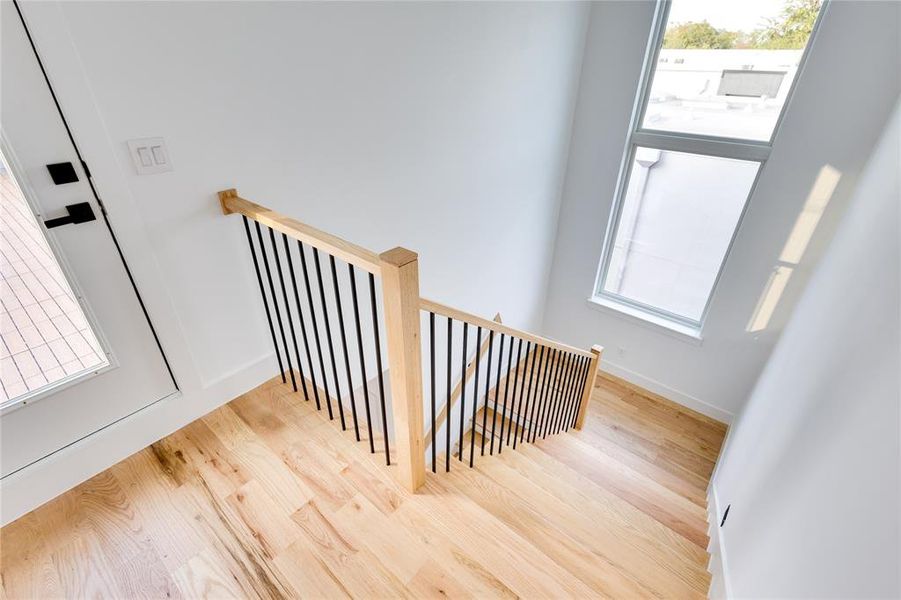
[747, 165, 841, 333]
[747, 265, 794, 333]
[779, 165, 841, 265]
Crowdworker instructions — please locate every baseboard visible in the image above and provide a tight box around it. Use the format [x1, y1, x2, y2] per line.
[598, 360, 734, 425]
[0, 354, 276, 526]
[706, 484, 732, 599]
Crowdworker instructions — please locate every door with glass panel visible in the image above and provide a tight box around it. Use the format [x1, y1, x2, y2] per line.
[595, 0, 826, 333]
[0, 3, 177, 478]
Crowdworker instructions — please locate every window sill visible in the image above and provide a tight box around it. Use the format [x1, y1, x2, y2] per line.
[586, 296, 704, 346]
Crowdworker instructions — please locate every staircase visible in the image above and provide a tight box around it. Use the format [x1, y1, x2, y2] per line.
[218, 188, 604, 492]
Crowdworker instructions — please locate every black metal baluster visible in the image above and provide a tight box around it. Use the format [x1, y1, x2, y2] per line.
[512, 341, 530, 449]
[458, 323, 469, 462]
[546, 350, 566, 438]
[530, 348, 549, 443]
[242, 217, 284, 383]
[565, 357, 586, 430]
[255, 222, 294, 387]
[469, 326, 482, 468]
[284, 234, 318, 405]
[565, 356, 587, 432]
[506, 338, 523, 447]
[314, 249, 342, 426]
[560, 356, 579, 432]
[519, 344, 538, 445]
[545, 352, 566, 437]
[498, 337, 515, 454]
[331, 256, 358, 438]
[298, 242, 329, 412]
[550, 353, 573, 436]
[570, 357, 590, 429]
[558, 355, 578, 433]
[525, 346, 545, 443]
[570, 357, 590, 430]
[348, 265, 375, 452]
[540, 349, 561, 438]
[445, 317, 453, 472]
[480, 331, 494, 456]
[533, 348, 555, 443]
[429, 312, 436, 473]
[369, 273, 391, 465]
[268, 228, 299, 393]
[554, 353, 576, 435]
[489, 334, 505, 455]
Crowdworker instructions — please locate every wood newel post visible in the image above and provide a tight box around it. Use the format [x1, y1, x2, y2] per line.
[379, 247, 426, 492]
[575, 345, 603, 430]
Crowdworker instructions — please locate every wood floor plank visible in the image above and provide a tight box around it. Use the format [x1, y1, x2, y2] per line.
[594, 389, 723, 464]
[112, 445, 222, 572]
[438, 464, 660, 598]
[172, 547, 251, 599]
[1, 374, 726, 598]
[508, 441, 710, 584]
[540, 432, 711, 548]
[406, 559, 475, 600]
[111, 544, 183, 600]
[576, 412, 711, 506]
[0, 512, 63, 599]
[334, 493, 429, 583]
[289, 500, 412, 598]
[272, 540, 354, 599]
[477, 449, 709, 597]
[51, 536, 120, 599]
[414, 478, 598, 598]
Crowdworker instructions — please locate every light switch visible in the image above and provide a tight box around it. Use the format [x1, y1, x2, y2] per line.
[127, 137, 173, 175]
[138, 147, 153, 167]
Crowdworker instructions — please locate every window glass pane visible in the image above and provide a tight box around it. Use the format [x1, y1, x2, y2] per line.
[641, 0, 822, 141]
[601, 147, 759, 322]
[1, 151, 108, 405]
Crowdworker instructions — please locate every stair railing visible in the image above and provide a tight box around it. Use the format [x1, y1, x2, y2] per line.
[421, 298, 602, 474]
[219, 189, 602, 492]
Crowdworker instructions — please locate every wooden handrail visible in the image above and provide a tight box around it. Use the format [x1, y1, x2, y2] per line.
[420, 298, 594, 359]
[219, 189, 382, 274]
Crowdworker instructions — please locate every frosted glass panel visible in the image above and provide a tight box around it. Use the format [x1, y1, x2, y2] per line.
[602, 148, 759, 321]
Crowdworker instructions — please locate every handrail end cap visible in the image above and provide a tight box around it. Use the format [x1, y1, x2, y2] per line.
[380, 247, 418, 268]
[218, 188, 238, 214]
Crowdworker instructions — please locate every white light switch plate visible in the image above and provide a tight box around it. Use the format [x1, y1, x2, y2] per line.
[127, 137, 173, 175]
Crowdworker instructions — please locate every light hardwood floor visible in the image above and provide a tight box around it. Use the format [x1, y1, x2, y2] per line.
[0, 372, 726, 599]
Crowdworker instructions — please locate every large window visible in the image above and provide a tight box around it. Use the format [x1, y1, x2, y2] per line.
[595, 0, 824, 333]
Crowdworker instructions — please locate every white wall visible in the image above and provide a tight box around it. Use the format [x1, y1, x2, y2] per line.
[711, 98, 900, 599]
[541, 0, 901, 421]
[48, 0, 587, 385]
[1, 1, 588, 522]
[13, 0, 590, 393]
